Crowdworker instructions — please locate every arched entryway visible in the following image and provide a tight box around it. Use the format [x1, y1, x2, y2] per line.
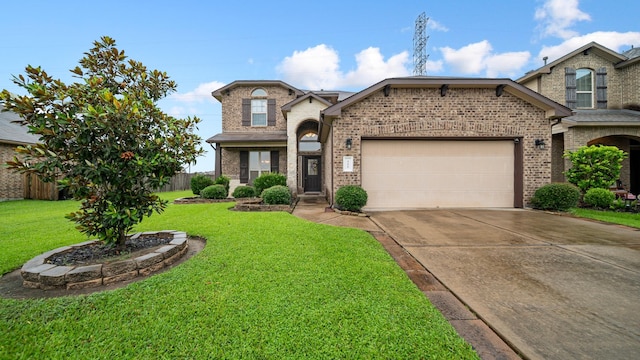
[297, 121, 322, 193]
[588, 135, 640, 194]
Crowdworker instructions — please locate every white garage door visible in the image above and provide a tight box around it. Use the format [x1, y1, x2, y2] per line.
[361, 140, 514, 209]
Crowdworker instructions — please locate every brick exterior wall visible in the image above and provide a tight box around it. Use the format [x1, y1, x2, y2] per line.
[221, 148, 287, 180]
[619, 61, 640, 107]
[327, 87, 552, 205]
[527, 49, 640, 192]
[216, 83, 297, 193]
[536, 52, 626, 108]
[551, 133, 565, 182]
[0, 143, 24, 200]
[219, 84, 298, 132]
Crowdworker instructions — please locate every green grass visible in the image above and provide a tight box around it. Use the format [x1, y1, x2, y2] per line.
[569, 207, 640, 229]
[0, 191, 478, 359]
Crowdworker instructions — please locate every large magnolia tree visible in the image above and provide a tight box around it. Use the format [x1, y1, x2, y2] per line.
[0, 36, 203, 248]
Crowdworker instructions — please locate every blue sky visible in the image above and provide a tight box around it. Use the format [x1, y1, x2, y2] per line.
[2, 0, 639, 172]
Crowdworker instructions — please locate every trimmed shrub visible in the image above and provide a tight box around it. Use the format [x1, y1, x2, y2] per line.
[583, 188, 615, 209]
[214, 175, 230, 196]
[190, 174, 214, 195]
[530, 183, 580, 211]
[200, 184, 227, 199]
[253, 173, 286, 195]
[335, 185, 368, 212]
[261, 185, 291, 205]
[564, 145, 626, 192]
[232, 185, 256, 198]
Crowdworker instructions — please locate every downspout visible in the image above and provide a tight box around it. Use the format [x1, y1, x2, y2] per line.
[330, 120, 334, 208]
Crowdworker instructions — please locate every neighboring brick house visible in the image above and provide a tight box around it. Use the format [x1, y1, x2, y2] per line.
[517, 42, 640, 194]
[0, 104, 39, 200]
[208, 78, 571, 210]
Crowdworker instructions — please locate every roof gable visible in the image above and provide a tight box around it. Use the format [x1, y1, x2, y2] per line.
[517, 42, 627, 83]
[320, 76, 572, 142]
[211, 80, 304, 101]
[281, 93, 332, 115]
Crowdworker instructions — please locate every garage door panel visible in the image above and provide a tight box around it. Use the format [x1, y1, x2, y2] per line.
[361, 140, 514, 209]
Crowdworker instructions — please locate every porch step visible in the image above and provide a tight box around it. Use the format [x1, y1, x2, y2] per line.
[296, 193, 327, 204]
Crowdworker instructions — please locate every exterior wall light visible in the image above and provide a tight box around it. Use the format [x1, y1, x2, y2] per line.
[346, 138, 352, 150]
[535, 139, 546, 150]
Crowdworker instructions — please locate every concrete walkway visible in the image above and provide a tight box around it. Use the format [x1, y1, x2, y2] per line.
[292, 198, 640, 360]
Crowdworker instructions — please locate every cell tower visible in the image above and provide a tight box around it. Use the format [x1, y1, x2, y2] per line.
[413, 12, 429, 76]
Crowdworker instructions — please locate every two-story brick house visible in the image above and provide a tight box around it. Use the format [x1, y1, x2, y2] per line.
[517, 42, 640, 194]
[208, 77, 571, 210]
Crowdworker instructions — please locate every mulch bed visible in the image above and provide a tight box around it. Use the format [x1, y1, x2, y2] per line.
[47, 233, 174, 266]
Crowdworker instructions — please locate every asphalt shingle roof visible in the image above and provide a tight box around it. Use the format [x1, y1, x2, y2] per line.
[564, 109, 640, 124]
[0, 105, 39, 145]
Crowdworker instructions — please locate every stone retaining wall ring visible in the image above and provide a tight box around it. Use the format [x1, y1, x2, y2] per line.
[20, 231, 189, 290]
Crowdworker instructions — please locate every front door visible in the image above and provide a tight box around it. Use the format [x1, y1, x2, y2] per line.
[303, 156, 321, 192]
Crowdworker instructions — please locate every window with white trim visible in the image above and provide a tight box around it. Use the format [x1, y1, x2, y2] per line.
[251, 89, 267, 126]
[249, 151, 270, 183]
[576, 68, 594, 108]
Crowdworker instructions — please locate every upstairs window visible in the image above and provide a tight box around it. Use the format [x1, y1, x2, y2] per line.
[251, 89, 267, 126]
[576, 69, 593, 108]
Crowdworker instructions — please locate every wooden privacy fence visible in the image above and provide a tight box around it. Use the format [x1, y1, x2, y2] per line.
[23, 173, 213, 200]
[23, 173, 59, 201]
[155, 173, 215, 193]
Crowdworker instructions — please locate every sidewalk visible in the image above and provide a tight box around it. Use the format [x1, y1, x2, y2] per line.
[291, 197, 520, 360]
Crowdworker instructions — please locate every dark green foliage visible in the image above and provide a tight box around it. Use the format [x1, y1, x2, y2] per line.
[564, 145, 627, 192]
[232, 185, 256, 198]
[0, 36, 203, 247]
[214, 175, 230, 196]
[200, 185, 227, 199]
[191, 174, 214, 195]
[335, 185, 368, 212]
[261, 185, 291, 205]
[583, 188, 615, 209]
[530, 183, 580, 211]
[253, 173, 286, 195]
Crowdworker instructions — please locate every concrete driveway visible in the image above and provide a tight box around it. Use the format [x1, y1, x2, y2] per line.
[370, 209, 640, 360]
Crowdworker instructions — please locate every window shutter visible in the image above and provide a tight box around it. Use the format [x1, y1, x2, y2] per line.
[565, 67, 577, 109]
[267, 99, 276, 126]
[270, 151, 279, 173]
[239, 151, 249, 183]
[596, 67, 607, 109]
[242, 99, 251, 126]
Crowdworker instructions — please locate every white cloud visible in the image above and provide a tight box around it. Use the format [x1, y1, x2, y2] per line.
[428, 19, 448, 32]
[170, 81, 226, 103]
[276, 44, 410, 89]
[426, 59, 444, 74]
[343, 47, 410, 87]
[440, 40, 531, 77]
[276, 44, 343, 89]
[485, 51, 531, 78]
[534, 0, 591, 39]
[537, 31, 640, 64]
[441, 40, 492, 74]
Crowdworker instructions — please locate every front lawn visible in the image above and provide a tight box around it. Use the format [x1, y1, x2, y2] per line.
[0, 191, 478, 359]
[569, 207, 640, 229]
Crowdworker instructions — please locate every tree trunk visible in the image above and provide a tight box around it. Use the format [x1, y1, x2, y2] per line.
[116, 228, 127, 251]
